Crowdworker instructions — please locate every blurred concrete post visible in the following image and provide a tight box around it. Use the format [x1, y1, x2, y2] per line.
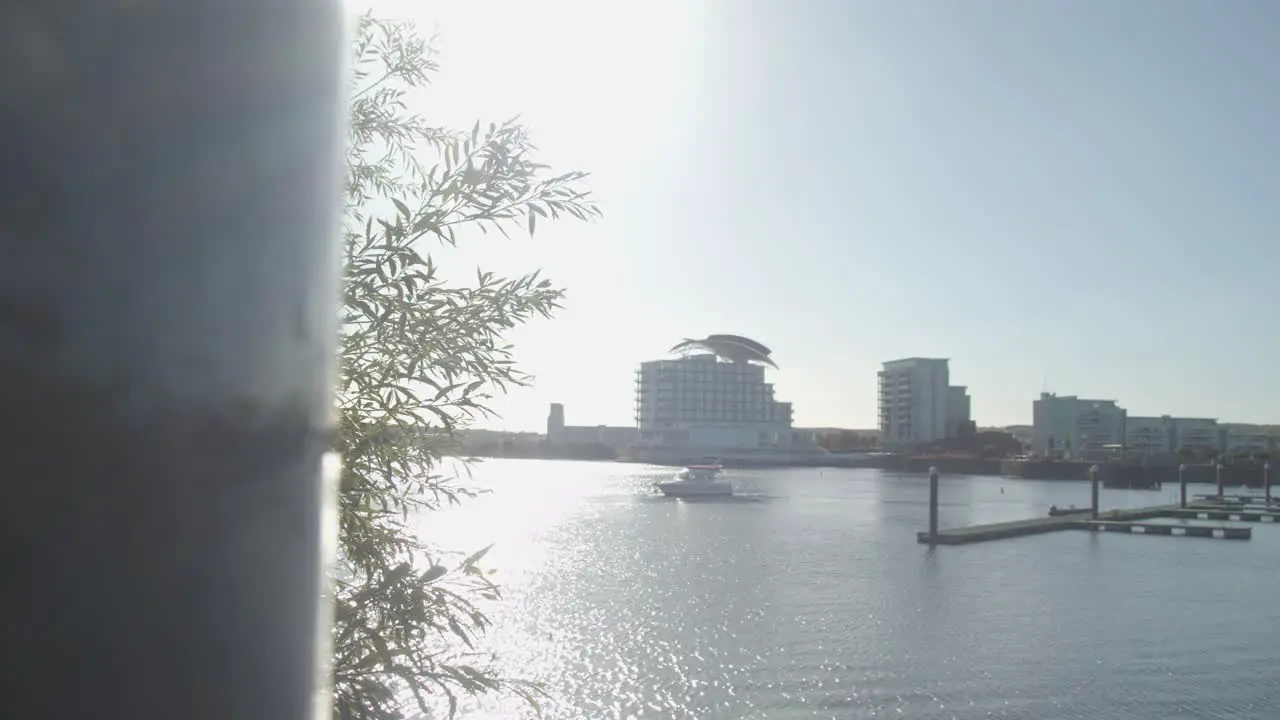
[1179, 463, 1187, 508]
[0, 3, 345, 719]
[1090, 465, 1100, 520]
[928, 466, 940, 539]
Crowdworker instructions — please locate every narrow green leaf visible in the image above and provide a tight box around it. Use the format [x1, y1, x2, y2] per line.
[337, 13, 601, 718]
[461, 544, 493, 569]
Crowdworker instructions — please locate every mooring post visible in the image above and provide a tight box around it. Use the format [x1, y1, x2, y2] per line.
[1090, 464, 1100, 520]
[1265, 461, 1271, 502]
[928, 466, 940, 540]
[1179, 463, 1187, 508]
[1216, 462, 1224, 499]
[0, 5, 346, 719]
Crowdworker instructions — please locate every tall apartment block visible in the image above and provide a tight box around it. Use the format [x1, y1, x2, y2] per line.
[878, 358, 951, 449]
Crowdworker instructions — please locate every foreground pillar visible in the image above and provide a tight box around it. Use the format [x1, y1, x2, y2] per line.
[0, 4, 345, 718]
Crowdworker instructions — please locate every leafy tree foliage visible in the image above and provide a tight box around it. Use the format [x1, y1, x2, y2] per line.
[333, 14, 598, 719]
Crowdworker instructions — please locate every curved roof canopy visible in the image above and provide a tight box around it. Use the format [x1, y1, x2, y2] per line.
[670, 334, 778, 368]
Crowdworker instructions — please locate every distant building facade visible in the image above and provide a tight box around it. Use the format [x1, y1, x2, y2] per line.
[1124, 415, 1174, 462]
[946, 385, 972, 438]
[634, 335, 806, 451]
[1023, 387, 1280, 464]
[878, 358, 951, 449]
[546, 403, 566, 441]
[547, 402, 638, 451]
[1169, 417, 1219, 456]
[1001, 425, 1034, 447]
[805, 427, 879, 452]
[1218, 423, 1271, 456]
[1031, 393, 1126, 459]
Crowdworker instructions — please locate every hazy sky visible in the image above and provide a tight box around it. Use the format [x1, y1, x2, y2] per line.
[356, 0, 1280, 432]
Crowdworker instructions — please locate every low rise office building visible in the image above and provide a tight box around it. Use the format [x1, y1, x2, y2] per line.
[1031, 393, 1126, 460]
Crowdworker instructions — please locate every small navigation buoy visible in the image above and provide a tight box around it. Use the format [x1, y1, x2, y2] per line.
[1000, 487, 1005, 494]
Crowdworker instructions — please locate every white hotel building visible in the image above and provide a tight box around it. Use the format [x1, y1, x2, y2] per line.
[634, 335, 806, 451]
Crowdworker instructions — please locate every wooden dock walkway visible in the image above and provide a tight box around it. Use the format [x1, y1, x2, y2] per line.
[1172, 507, 1280, 523]
[1085, 520, 1251, 540]
[918, 505, 1255, 545]
[1194, 494, 1279, 505]
[915, 515, 1079, 545]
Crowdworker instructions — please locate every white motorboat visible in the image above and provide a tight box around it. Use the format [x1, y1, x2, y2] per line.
[655, 464, 734, 498]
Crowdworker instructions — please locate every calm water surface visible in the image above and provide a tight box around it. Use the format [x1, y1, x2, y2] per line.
[422, 459, 1280, 719]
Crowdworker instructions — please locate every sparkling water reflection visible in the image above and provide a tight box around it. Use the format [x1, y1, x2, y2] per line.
[421, 459, 1280, 719]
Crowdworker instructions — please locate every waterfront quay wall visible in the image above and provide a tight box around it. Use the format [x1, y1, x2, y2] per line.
[627, 447, 841, 468]
[1000, 460, 1091, 481]
[623, 449, 1002, 473]
[880, 456, 1003, 476]
[1001, 460, 1274, 487]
